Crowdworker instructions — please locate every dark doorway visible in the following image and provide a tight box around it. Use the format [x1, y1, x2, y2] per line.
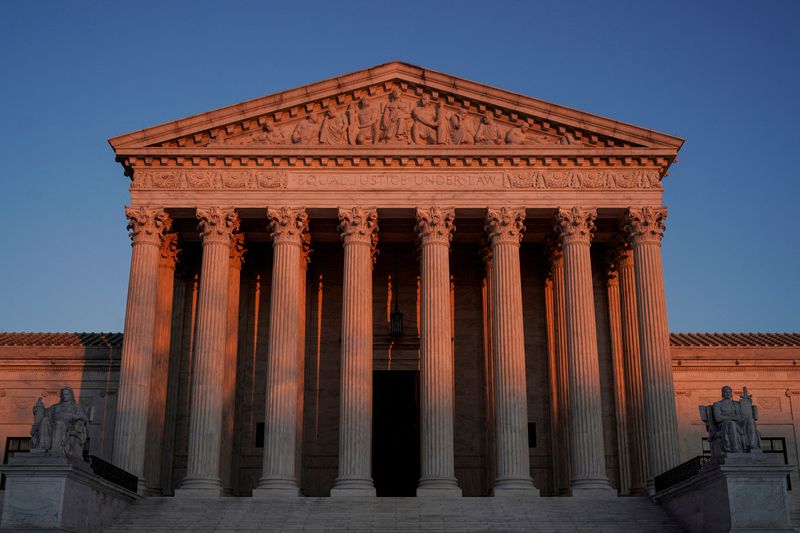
[372, 370, 420, 496]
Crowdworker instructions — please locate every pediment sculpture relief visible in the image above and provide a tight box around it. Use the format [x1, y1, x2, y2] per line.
[208, 90, 579, 148]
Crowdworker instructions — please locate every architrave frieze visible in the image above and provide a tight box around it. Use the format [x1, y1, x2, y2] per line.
[130, 167, 662, 192]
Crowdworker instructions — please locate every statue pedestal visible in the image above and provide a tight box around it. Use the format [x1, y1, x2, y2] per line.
[654, 453, 796, 533]
[0, 454, 140, 532]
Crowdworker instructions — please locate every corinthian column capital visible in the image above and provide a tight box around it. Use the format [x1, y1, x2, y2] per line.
[338, 207, 378, 245]
[625, 206, 668, 245]
[267, 207, 308, 246]
[485, 207, 525, 246]
[555, 207, 596, 244]
[159, 233, 181, 269]
[197, 207, 240, 245]
[126, 206, 171, 246]
[415, 207, 455, 246]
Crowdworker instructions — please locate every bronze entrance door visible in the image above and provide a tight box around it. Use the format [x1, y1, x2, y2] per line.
[372, 370, 420, 496]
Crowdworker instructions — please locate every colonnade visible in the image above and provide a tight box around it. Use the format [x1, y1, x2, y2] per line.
[115, 204, 679, 497]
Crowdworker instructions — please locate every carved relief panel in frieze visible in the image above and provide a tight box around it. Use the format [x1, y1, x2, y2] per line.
[131, 168, 663, 191]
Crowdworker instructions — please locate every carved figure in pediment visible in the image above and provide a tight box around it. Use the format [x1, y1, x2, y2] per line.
[346, 98, 379, 145]
[448, 109, 475, 145]
[319, 107, 348, 145]
[474, 114, 503, 145]
[380, 89, 411, 143]
[262, 123, 287, 145]
[505, 122, 530, 145]
[291, 114, 320, 144]
[411, 95, 445, 144]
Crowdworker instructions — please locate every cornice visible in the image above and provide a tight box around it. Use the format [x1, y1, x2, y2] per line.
[117, 147, 675, 171]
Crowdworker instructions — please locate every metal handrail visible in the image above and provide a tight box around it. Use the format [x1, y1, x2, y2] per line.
[85, 454, 138, 493]
[654, 455, 711, 493]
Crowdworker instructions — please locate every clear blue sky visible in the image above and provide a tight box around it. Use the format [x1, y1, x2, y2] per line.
[0, 1, 798, 333]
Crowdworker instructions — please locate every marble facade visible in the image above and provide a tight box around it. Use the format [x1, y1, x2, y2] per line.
[1, 64, 796, 504]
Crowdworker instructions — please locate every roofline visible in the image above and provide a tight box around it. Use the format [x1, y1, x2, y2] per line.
[108, 61, 684, 152]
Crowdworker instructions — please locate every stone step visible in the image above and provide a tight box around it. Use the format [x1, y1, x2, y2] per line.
[105, 496, 686, 532]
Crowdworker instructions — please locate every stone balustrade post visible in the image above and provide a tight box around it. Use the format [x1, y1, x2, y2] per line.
[625, 206, 679, 490]
[555, 206, 615, 497]
[617, 243, 648, 495]
[113, 206, 171, 494]
[144, 232, 180, 495]
[177, 207, 239, 496]
[415, 207, 461, 497]
[254, 207, 308, 497]
[485, 207, 538, 495]
[331, 207, 378, 497]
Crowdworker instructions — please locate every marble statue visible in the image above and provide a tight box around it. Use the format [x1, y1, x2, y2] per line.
[349, 97, 380, 145]
[319, 107, 348, 145]
[447, 108, 474, 145]
[505, 122, 530, 144]
[700, 385, 762, 459]
[474, 114, 503, 145]
[30, 386, 90, 458]
[291, 114, 319, 144]
[411, 95, 444, 144]
[380, 89, 410, 143]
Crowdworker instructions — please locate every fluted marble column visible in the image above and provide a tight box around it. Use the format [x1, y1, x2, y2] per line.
[331, 207, 378, 497]
[546, 241, 571, 495]
[114, 206, 171, 493]
[625, 206, 679, 490]
[177, 207, 239, 496]
[480, 242, 497, 495]
[220, 234, 245, 495]
[605, 256, 632, 495]
[144, 232, 180, 495]
[555, 207, 614, 497]
[295, 235, 311, 492]
[415, 207, 461, 497]
[618, 244, 648, 495]
[254, 207, 308, 497]
[485, 207, 537, 495]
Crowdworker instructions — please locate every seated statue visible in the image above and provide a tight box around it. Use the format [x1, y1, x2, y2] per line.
[30, 386, 90, 458]
[699, 385, 761, 459]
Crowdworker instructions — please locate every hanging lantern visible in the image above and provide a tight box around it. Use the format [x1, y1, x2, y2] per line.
[390, 245, 403, 338]
[390, 309, 403, 338]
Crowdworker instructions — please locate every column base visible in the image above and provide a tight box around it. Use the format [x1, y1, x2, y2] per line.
[330, 477, 376, 497]
[570, 478, 617, 498]
[137, 478, 150, 496]
[252, 476, 300, 498]
[174, 476, 225, 498]
[416, 477, 462, 497]
[493, 477, 539, 497]
[144, 484, 162, 497]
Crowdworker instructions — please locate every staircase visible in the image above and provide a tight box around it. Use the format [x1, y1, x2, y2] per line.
[105, 496, 686, 532]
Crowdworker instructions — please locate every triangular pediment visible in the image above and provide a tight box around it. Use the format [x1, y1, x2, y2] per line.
[109, 62, 683, 152]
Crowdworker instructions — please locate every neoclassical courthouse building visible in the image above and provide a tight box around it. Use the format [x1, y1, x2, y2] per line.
[1, 63, 798, 505]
